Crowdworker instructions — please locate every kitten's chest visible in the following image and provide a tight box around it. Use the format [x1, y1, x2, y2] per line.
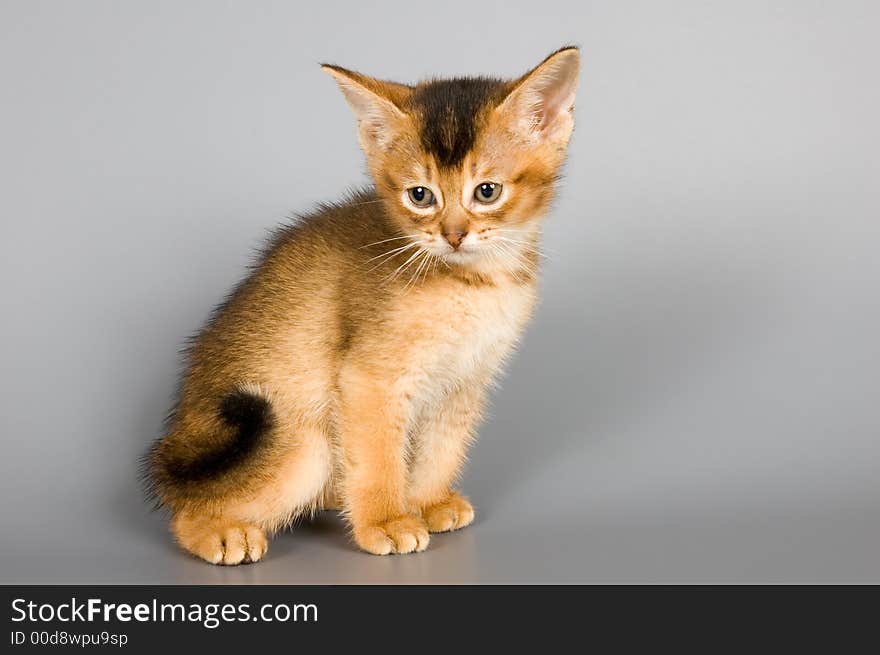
[403, 279, 536, 388]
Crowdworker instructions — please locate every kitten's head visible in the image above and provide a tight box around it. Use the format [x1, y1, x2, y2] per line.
[323, 47, 580, 273]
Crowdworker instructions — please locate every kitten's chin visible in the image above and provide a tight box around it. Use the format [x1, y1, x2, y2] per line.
[441, 247, 509, 275]
[430, 243, 524, 275]
[441, 249, 480, 265]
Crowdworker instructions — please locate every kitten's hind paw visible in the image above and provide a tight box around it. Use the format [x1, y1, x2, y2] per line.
[422, 493, 475, 533]
[353, 515, 430, 555]
[171, 514, 268, 565]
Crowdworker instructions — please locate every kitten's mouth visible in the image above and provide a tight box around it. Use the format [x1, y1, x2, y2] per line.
[421, 239, 495, 266]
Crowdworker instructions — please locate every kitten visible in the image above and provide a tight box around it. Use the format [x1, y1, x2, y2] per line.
[145, 46, 580, 562]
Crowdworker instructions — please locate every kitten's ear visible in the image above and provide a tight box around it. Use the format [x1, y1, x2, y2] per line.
[497, 46, 581, 144]
[321, 64, 412, 152]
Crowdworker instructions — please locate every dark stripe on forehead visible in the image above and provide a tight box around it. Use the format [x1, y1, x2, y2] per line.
[408, 77, 508, 168]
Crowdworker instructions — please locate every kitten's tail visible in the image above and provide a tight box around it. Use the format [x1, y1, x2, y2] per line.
[143, 388, 275, 510]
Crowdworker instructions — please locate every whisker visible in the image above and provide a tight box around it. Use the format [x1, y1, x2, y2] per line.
[359, 234, 416, 249]
[364, 241, 419, 264]
[495, 241, 535, 268]
[486, 245, 522, 284]
[363, 243, 421, 273]
[403, 253, 428, 292]
[387, 247, 426, 283]
[400, 250, 431, 291]
[490, 242, 529, 283]
[422, 253, 438, 285]
[491, 228, 556, 255]
[492, 236, 550, 260]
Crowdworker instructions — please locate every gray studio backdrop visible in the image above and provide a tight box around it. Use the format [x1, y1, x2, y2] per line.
[1, 1, 878, 583]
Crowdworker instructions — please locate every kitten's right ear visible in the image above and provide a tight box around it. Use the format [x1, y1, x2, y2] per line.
[321, 64, 412, 152]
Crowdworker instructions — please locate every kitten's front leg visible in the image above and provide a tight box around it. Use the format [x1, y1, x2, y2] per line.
[407, 382, 485, 533]
[338, 365, 429, 555]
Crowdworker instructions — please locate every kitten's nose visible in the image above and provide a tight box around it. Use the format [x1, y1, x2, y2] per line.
[443, 229, 467, 249]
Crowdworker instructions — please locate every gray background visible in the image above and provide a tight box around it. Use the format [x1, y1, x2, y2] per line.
[1, 0, 878, 583]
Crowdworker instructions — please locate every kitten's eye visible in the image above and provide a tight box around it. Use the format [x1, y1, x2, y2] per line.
[474, 182, 503, 204]
[407, 186, 435, 207]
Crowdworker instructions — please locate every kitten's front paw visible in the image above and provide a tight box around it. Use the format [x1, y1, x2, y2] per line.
[353, 515, 430, 555]
[422, 493, 475, 533]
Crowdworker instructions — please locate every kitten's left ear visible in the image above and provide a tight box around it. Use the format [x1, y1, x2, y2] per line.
[321, 64, 412, 152]
[498, 46, 581, 144]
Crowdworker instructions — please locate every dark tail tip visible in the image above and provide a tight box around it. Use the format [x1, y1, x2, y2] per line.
[219, 389, 274, 440]
[158, 389, 274, 486]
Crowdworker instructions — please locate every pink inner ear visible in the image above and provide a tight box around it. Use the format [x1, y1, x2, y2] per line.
[503, 51, 579, 137]
[541, 87, 574, 130]
[535, 61, 578, 131]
